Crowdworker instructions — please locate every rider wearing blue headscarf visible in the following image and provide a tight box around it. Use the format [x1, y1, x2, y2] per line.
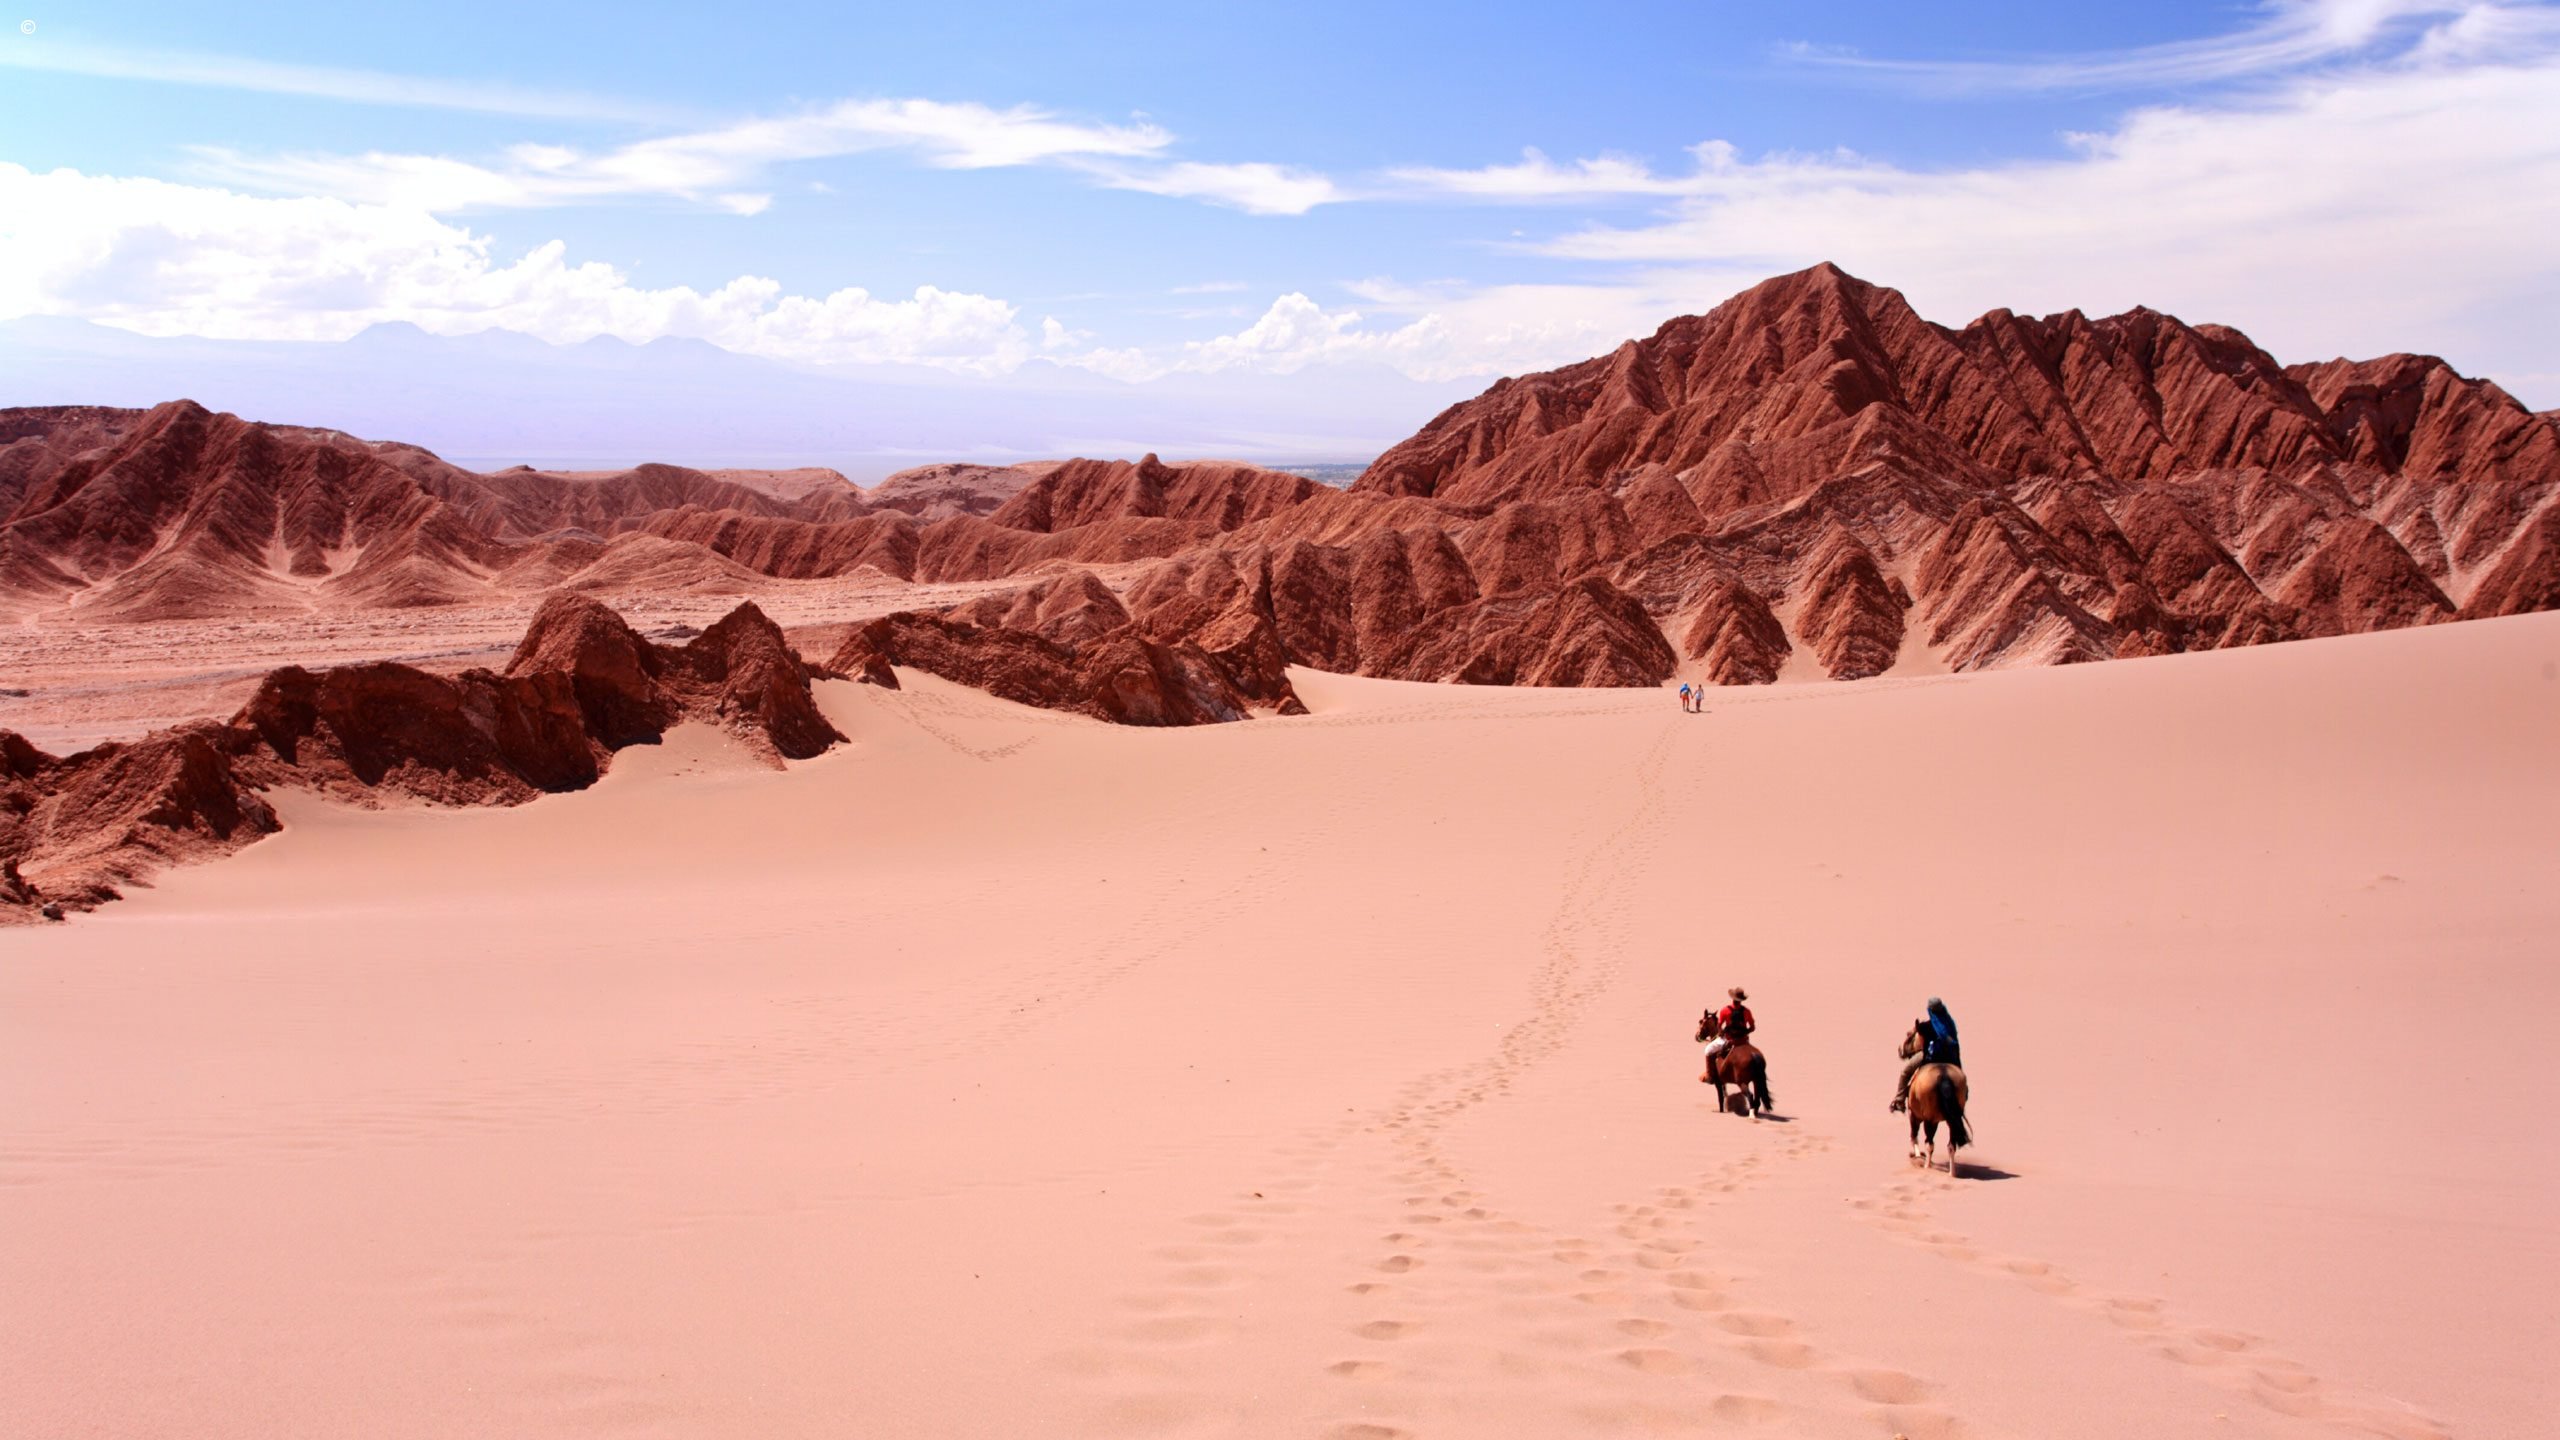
[1889, 997, 1961, 1113]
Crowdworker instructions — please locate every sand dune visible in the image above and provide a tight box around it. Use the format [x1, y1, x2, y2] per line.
[4, 612, 2555, 1438]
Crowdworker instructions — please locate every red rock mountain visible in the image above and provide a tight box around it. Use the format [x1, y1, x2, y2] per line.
[2, 596, 839, 918]
[786, 268, 2554, 697]
[1318, 264, 2556, 679]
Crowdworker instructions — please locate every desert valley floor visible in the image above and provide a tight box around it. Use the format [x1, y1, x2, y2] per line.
[5, 612, 2557, 1440]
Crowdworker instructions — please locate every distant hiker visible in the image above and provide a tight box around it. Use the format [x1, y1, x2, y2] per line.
[1890, 997, 1961, 1113]
[1677, 681, 1693, 712]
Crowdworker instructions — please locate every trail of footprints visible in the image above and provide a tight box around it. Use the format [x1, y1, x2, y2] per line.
[1066, 722, 1980, 1438]
[1851, 1176, 2455, 1440]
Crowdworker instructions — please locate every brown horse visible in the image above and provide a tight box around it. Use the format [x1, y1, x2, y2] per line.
[1898, 1025, 1970, 1172]
[1695, 1013, 1774, 1118]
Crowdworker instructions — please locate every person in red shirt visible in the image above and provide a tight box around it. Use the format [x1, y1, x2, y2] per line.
[1701, 986, 1755, 1065]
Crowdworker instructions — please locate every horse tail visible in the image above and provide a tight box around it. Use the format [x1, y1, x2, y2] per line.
[1935, 1072, 1970, 1149]
[1750, 1053, 1772, 1109]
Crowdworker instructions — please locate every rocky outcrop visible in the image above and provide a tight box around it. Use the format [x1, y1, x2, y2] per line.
[1387, 576, 1676, 688]
[987, 454, 1317, 534]
[1, 723, 281, 912]
[1793, 530, 1907, 680]
[2459, 500, 2560, 619]
[1679, 579, 1791, 685]
[864, 460, 1059, 520]
[229, 662, 603, 804]
[1, 596, 842, 920]
[828, 611, 1301, 726]
[944, 571, 1134, 647]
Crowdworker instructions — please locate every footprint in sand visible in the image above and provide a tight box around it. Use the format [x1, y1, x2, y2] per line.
[1714, 1312, 1795, 1338]
[1843, 1368, 1935, 1404]
[1325, 1359, 1392, 1381]
[2251, 1365, 2318, 1394]
[1868, 1404, 1973, 1440]
[1615, 1347, 1694, 1375]
[1745, 1339, 1819, 1369]
[1354, 1319, 1418, 1341]
[1375, 1254, 1420, 1273]
[2101, 1296, 2166, 1330]
[1707, 1393, 1788, 1426]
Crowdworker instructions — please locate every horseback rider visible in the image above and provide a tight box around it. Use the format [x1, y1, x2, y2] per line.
[1889, 997, 1960, 1113]
[1702, 986, 1754, 1063]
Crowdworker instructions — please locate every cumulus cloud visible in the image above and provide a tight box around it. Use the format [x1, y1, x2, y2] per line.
[1054, 287, 1658, 385]
[0, 164, 1032, 371]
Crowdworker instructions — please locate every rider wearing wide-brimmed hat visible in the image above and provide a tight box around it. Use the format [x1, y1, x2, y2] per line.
[1701, 986, 1755, 1063]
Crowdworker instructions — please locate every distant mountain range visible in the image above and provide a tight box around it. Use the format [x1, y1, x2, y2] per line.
[5, 264, 2553, 666]
[0, 316, 1473, 479]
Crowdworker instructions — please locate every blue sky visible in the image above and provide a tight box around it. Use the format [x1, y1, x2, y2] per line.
[2, 0, 2555, 432]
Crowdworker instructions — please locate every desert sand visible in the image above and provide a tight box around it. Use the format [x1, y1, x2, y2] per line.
[4, 611, 2556, 1439]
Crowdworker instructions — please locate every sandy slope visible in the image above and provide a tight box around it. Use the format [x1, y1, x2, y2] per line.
[4, 614, 2556, 1439]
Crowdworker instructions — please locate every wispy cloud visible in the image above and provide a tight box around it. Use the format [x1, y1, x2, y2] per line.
[11, 34, 1332, 219]
[1390, 142, 1815, 202]
[0, 36, 667, 122]
[1779, 0, 2557, 95]
[1502, 41, 2560, 401]
[192, 98, 1175, 214]
[1079, 160, 1346, 216]
[184, 96, 1349, 218]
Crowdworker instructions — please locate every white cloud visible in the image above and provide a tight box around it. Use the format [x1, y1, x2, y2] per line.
[1781, 0, 2550, 94]
[0, 164, 1032, 372]
[191, 98, 1176, 214]
[0, 36, 664, 120]
[184, 93, 1350, 219]
[1528, 52, 2560, 384]
[1352, 34, 2560, 403]
[1051, 287, 1651, 385]
[1081, 160, 1345, 216]
[1391, 146, 1736, 201]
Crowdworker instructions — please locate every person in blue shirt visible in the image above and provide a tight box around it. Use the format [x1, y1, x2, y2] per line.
[1889, 997, 1962, 1113]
